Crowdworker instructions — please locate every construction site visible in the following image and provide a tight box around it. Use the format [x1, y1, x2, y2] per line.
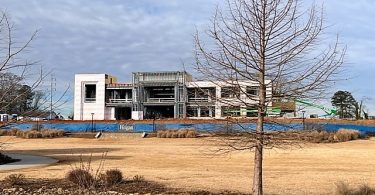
[74, 71, 338, 122]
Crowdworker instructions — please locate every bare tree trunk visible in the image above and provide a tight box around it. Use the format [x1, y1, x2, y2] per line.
[253, 71, 266, 194]
[253, 118, 264, 195]
[253, 6, 266, 192]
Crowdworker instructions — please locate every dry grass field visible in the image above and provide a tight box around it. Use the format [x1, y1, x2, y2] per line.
[1, 135, 375, 194]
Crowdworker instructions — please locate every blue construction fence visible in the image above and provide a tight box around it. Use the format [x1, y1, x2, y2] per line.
[2, 121, 375, 134]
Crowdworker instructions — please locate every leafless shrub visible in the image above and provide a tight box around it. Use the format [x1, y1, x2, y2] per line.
[100, 169, 123, 187]
[3, 174, 26, 187]
[0, 130, 7, 136]
[336, 182, 352, 195]
[66, 153, 107, 189]
[356, 185, 375, 195]
[132, 175, 145, 183]
[335, 182, 375, 195]
[66, 168, 94, 189]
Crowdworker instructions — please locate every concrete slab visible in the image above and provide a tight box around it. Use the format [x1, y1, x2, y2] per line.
[0, 153, 58, 171]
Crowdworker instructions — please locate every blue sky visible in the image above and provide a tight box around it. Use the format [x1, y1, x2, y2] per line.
[1, 0, 374, 116]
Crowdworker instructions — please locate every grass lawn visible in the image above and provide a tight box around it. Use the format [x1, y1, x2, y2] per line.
[1, 135, 375, 194]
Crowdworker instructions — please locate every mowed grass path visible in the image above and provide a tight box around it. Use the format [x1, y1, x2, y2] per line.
[1, 135, 375, 194]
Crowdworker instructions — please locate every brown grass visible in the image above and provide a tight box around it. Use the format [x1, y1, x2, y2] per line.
[66, 133, 97, 139]
[2, 136, 375, 194]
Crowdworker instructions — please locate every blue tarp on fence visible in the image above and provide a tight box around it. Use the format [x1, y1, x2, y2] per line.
[3, 123, 120, 132]
[319, 123, 375, 133]
[2, 122, 375, 134]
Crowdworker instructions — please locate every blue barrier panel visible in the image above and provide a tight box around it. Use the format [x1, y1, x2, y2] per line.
[133, 123, 304, 132]
[194, 123, 225, 131]
[2, 122, 375, 134]
[319, 123, 375, 134]
[230, 123, 303, 131]
[2, 123, 120, 132]
[134, 124, 154, 132]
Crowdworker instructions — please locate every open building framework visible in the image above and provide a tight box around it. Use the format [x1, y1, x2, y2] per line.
[74, 71, 295, 120]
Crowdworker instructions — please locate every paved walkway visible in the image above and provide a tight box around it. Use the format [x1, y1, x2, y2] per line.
[0, 153, 58, 171]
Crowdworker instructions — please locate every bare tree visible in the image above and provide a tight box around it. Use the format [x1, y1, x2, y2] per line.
[353, 96, 371, 120]
[0, 11, 41, 160]
[0, 11, 70, 162]
[194, 0, 345, 194]
[0, 11, 43, 114]
[0, 11, 70, 122]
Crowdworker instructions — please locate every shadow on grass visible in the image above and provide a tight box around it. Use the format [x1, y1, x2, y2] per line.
[3, 147, 126, 164]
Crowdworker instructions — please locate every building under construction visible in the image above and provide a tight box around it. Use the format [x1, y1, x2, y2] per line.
[132, 71, 191, 119]
[74, 71, 292, 120]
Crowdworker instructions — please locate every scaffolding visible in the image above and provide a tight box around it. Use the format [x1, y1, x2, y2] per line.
[132, 71, 191, 119]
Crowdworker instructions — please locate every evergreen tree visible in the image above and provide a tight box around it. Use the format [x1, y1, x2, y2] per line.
[331, 91, 357, 119]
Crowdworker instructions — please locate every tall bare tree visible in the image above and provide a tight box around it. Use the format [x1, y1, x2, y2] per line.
[0, 11, 70, 120]
[194, 0, 345, 194]
[0, 11, 40, 160]
[0, 11, 44, 113]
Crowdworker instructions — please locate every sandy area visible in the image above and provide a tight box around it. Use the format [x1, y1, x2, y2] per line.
[1, 135, 375, 194]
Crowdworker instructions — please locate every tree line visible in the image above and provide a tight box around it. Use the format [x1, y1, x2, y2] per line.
[0, 72, 45, 115]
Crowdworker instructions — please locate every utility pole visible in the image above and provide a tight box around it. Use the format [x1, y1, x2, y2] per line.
[91, 113, 95, 132]
[50, 74, 56, 120]
[302, 111, 306, 130]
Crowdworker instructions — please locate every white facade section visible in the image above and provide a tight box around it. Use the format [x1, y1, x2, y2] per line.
[131, 111, 143, 120]
[74, 74, 114, 120]
[186, 80, 272, 118]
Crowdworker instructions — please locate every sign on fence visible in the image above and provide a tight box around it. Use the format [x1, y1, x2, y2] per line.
[119, 124, 134, 132]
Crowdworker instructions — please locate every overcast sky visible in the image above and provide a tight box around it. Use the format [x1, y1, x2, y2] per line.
[1, 0, 375, 116]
